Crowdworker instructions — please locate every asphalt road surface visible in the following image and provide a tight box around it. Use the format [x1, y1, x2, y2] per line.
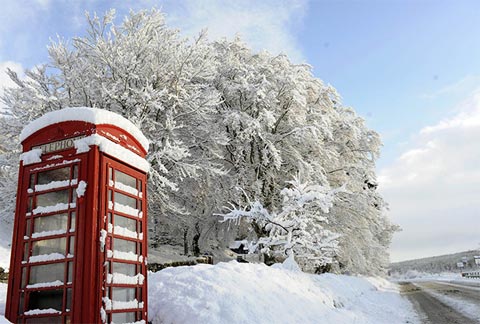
[399, 280, 480, 324]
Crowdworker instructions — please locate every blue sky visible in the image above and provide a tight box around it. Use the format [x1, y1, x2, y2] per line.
[1, 0, 479, 262]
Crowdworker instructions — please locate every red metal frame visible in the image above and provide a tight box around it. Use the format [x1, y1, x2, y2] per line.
[6, 120, 148, 324]
[98, 156, 148, 324]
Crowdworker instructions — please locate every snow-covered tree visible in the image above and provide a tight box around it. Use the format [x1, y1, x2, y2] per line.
[1, 9, 229, 252]
[322, 108, 398, 275]
[221, 177, 341, 272]
[0, 8, 397, 274]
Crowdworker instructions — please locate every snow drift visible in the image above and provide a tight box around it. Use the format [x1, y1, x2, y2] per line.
[0, 260, 418, 323]
[148, 261, 418, 324]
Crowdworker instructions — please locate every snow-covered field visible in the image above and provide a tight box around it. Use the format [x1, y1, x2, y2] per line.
[148, 261, 419, 324]
[390, 270, 480, 285]
[0, 260, 419, 324]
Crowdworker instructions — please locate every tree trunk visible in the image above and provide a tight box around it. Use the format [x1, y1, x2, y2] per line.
[183, 228, 189, 255]
[192, 223, 201, 257]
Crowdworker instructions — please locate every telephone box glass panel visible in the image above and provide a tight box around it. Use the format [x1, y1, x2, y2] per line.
[17, 161, 80, 323]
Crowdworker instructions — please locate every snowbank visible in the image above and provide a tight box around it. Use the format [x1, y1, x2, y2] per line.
[0, 224, 11, 270]
[0, 260, 418, 323]
[148, 261, 419, 324]
[0, 283, 8, 323]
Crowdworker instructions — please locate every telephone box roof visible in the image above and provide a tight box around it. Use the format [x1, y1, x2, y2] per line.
[20, 107, 149, 152]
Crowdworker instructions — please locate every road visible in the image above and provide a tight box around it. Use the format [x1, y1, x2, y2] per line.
[399, 280, 480, 324]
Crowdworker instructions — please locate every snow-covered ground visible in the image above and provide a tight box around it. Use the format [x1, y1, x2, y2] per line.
[148, 261, 419, 324]
[390, 270, 480, 285]
[0, 223, 12, 271]
[0, 259, 418, 324]
[0, 283, 8, 324]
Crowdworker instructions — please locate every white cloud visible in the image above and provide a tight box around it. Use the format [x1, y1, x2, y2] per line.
[420, 75, 480, 100]
[164, 0, 307, 62]
[420, 91, 480, 134]
[380, 89, 480, 262]
[0, 61, 23, 112]
[33, 0, 52, 10]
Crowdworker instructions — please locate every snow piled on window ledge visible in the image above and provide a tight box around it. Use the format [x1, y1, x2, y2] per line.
[102, 297, 143, 311]
[29, 253, 69, 263]
[34, 179, 77, 192]
[106, 272, 145, 285]
[32, 202, 75, 215]
[31, 229, 67, 239]
[26, 280, 64, 289]
[24, 308, 61, 315]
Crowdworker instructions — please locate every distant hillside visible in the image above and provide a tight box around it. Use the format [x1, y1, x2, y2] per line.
[390, 250, 480, 274]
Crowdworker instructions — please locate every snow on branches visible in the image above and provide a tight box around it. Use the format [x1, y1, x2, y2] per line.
[0, 9, 397, 275]
[220, 178, 344, 272]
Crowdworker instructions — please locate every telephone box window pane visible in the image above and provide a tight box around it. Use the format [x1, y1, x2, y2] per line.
[19, 292, 24, 315]
[73, 165, 78, 179]
[114, 192, 136, 209]
[28, 289, 63, 311]
[115, 170, 137, 189]
[67, 262, 73, 283]
[36, 190, 70, 208]
[112, 262, 136, 277]
[69, 236, 75, 255]
[25, 219, 31, 237]
[32, 237, 66, 256]
[69, 212, 75, 232]
[114, 215, 136, 232]
[114, 238, 136, 253]
[26, 317, 62, 324]
[138, 287, 143, 301]
[21, 267, 27, 288]
[27, 197, 33, 212]
[111, 312, 136, 323]
[66, 288, 72, 310]
[112, 287, 136, 302]
[23, 243, 29, 261]
[29, 263, 64, 285]
[34, 213, 68, 233]
[29, 174, 35, 190]
[37, 167, 70, 185]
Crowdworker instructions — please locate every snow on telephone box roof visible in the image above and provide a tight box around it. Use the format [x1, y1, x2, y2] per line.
[19, 107, 150, 172]
[20, 107, 149, 152]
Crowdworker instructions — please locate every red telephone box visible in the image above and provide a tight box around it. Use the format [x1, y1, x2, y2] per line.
[5, 107, 149, 324]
